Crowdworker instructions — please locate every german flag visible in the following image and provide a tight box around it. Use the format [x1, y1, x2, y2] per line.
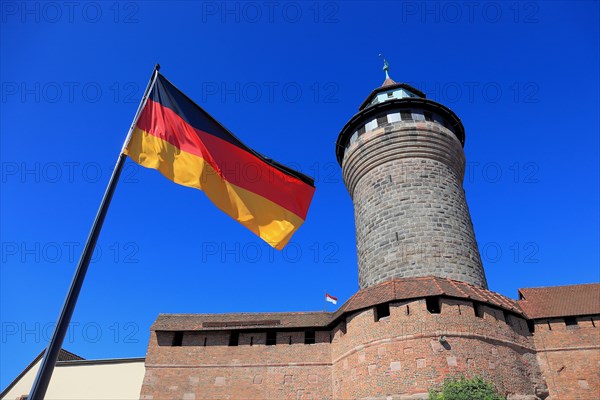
[124, 73, 315, 250]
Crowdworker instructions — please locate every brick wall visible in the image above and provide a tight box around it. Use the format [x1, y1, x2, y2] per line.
[341, 121, 486, 289]
[532, 315, 600, 399]
[140, 296, 545, 399]
[141, 330, 332, 400]
[331, 297, 541, 399]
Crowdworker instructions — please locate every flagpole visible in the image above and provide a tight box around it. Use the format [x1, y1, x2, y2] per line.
[27, 64, 160, 400]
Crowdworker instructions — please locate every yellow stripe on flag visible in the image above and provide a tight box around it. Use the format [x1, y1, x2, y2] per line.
[125, 127, 304, 250]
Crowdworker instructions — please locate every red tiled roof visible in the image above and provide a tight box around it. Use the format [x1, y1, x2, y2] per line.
[152, 276, 524, 332]
[381, 77, 397, 87]
[337, 276, 521, 316]
[152, 312, 331, 331]
[517, 283, 600, 319]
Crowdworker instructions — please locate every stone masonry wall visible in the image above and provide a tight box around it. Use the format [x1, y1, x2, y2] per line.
[331, 297, 542, 399]
[342, 121, 486, 289]
[141, 330, 333, 400]
[140, 297, 544, 400]
[532, 315, 600, 399]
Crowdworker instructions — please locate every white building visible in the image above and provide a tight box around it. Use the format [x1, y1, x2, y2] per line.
[1, 349, 144, 400]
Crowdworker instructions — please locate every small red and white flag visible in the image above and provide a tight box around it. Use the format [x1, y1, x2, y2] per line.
[325, 293, 338, 305]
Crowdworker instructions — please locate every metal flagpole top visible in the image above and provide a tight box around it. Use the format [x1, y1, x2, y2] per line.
[120, 65, 161, 155]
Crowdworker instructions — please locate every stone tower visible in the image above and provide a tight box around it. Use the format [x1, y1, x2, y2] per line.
[336, 62, 487, 289]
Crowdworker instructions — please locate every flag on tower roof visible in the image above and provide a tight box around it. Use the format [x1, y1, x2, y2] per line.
[125, 73, 315, 250]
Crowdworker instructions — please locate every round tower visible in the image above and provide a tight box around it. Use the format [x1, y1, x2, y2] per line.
[336, 61, 487, 289]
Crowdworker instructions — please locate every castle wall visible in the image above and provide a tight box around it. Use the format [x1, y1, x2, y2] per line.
[532, 315, 600, 399]
[331, 298, 541, 399]
[141, 330, 332, 400]
[140, 296, 543, 400]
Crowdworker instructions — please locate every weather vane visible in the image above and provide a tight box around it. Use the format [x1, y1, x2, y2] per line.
[379, 53, 390, 79]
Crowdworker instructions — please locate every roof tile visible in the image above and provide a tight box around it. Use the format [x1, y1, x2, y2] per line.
[517, 283, 600, 319]
[152, 277, 529, 332]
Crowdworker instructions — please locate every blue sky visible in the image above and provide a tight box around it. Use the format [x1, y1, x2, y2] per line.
[1, 0, 598, 390]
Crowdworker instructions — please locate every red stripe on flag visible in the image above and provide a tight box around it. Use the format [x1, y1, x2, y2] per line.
[135, 98, 314, 219]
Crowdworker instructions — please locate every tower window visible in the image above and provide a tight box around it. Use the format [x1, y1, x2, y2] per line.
[473, 302, 483, 318]
[412, 112, 425, 121]
[172, 331, 183, 346]
[203, 337, 208, 347]
[387, 92, 394, 98]
[424, 111, 433, 121]
[375, 303, 390, 321]
[426, 297, 441, 314]
[376, 115, 388, 126]
[527, 320, 535, 333]
[304, 330, 315, 344]
[228, 331, 239, 346]
[357, 125, 365, 135]
[266, 331, 277, 346]
[400, 110, 413, 121]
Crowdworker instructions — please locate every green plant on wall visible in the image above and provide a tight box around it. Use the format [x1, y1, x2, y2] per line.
[429, 376, 504, 400]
